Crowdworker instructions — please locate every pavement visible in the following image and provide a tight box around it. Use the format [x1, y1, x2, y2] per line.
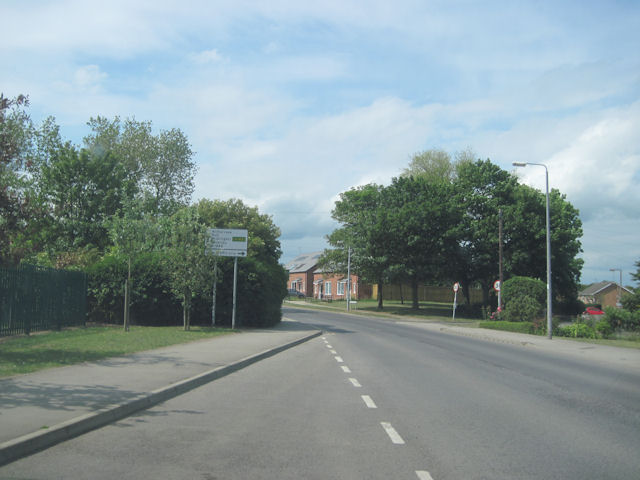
[0, 320, 321, 467]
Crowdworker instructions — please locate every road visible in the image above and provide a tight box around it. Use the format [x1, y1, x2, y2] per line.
[2, 307, 639, 479]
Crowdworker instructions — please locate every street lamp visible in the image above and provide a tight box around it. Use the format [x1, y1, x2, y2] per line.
[513, 162, 553, 339]
[609, 268, 622, 307]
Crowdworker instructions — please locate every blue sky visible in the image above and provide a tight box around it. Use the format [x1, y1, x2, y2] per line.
[2, 0, 639, 286]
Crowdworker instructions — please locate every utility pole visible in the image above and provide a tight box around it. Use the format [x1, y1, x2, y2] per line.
[498, 209, 503, 311]
[347, 246, 352, 311]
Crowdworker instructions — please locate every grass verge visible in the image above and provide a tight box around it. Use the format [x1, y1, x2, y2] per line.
[0, 325, 234, 378]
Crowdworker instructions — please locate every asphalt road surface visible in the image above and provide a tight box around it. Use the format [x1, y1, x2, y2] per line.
[2, 308, 639, 479]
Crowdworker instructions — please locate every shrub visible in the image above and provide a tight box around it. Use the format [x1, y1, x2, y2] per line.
[503, 295, 543, 322]
[604, 306, 640, 332]
[502, 276, 546, 306]
[86, 252, 181, 326]
[556, 323, 596, 338]
[595, 319, 613, 339]
[621, 291, 640, 312]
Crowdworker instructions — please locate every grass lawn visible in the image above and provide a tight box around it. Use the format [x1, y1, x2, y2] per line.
[0, 325, 234, 378]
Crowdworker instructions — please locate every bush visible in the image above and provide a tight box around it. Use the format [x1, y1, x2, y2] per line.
[556, 323, 597, 338]
[87, 252, 181, 326]
[621, 291, 640, 312]
[502, 276, 546, 306]
[604, 306, 640, 332]
[595, 319, 613, 339]
[503, 295, 543, 322]
[210, 256, 287, 328]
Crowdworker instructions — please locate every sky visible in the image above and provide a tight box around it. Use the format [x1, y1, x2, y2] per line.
[2, 0, 639, 286]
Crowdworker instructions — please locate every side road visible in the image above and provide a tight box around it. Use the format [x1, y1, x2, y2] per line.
[0, 320, 321, 467]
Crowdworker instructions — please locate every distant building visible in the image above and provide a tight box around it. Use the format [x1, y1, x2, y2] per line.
[284, 251, 370, 300]
[284, 252, 323, 297]
[578, 281, 633, 308]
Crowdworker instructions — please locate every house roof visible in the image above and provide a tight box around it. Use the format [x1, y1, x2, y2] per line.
[579, 281, 634, 296]
[284, 251, 323, 273]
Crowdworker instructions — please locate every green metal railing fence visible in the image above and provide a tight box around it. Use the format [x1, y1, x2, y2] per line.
[0, 264, 87, 336]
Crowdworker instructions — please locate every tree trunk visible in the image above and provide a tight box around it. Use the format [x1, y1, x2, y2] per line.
[183, 288, 191, 331]
[411, 275, 419, 310]
[377, 281, 384, 310]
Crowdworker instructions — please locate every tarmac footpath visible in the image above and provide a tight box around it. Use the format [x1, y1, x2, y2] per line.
[0, 320, 321, 467]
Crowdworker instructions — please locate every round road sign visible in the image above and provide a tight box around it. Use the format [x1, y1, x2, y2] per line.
[493, 280, 501, 292]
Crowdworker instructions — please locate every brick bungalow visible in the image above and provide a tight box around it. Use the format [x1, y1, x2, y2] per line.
[284, 252, 323, 297]
[578, 281, 634, 308]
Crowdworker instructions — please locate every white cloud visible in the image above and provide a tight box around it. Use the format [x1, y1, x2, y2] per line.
[190, 49, 224, 64]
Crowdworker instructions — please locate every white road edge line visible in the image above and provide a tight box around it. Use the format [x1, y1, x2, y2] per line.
[349, 378, 362, 387]
[361, 395, 377, 408]
[341, 365, 351, 373]
[334, 356, 344, 363]
[416, 471, 434, 480]
[380, 422, 405, 445]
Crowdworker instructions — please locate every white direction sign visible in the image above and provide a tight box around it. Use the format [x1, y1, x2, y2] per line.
[208, 228, 248, 257]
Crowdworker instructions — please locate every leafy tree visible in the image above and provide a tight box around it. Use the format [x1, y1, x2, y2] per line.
[384, 175, 460, 309]
[506, 184, 583, 303]
[196, 198, 287, 327]
[401, 148, 455, 181]
[160, 206, 211, 330]
[325, 184, 392, 309]
[84, 116, 196, 215]
[451, 159, 518, 305]
[0, 94, 43, 266]
[0, 93, 33, 169]
[621, 260, 640, 312]
[38, 145, 136, 253]
[196, 198, 281, 262]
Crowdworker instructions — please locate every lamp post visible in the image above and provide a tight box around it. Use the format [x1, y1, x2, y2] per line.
[609, 268, 622, 307]
[513, 162, 553, 339]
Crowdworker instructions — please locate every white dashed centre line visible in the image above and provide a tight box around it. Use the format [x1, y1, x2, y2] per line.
[349, 378, 362, 387]
[416, 471, 434, 480]
[341, 365, 351, 373]
[330, 349, 337, 354]
[334, 356, 344, 363]
[361, 395, 377, 408]
[326, 344, 332, 348]
[380, 422, 405, 445]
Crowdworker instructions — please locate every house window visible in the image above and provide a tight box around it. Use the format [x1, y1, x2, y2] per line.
[337, 281, 345, 296]
[324, 281, 332, 296]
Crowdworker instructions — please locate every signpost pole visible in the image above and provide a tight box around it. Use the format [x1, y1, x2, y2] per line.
[206, 228, 247, 330]
[232, 257, 238, 329]
[452, 282, 459, 321]
[212, 258, 217, 326]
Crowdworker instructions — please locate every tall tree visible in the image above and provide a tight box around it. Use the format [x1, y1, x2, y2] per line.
[384, 176, 460, 309]
[506, 184, 583, 302]
[39, 145, 136, 252]
[401, 148, 455, 181]
[0, 94, 41, 266]
[84, 116, 196, 215]
[160, 206, 210, 331]
[452, 159, 518, 305]
[325, 184, 392, 309]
